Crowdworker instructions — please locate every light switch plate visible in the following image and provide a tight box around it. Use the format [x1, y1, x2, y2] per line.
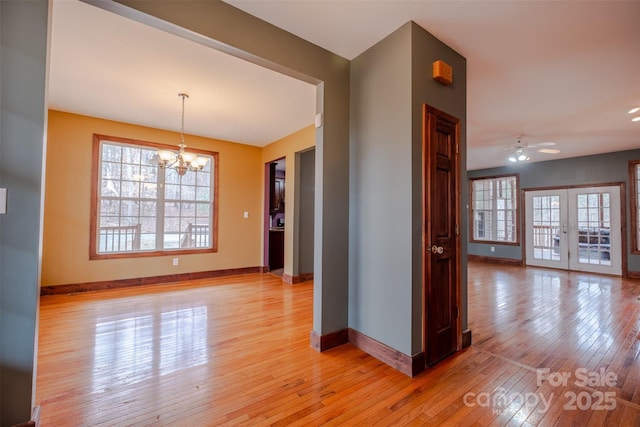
[0, 188, 6, 214]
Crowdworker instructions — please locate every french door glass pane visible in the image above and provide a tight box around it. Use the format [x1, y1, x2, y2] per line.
[532, 195, 560, 261]
[575, 192, 611, 266]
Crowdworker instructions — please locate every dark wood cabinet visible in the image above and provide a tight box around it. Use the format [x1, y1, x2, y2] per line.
[269, 230, 284, 270]
[273, 178, 285, 212]
[269, 164, 285, 214]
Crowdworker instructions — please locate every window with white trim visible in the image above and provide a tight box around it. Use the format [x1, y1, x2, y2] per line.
[471, 175, 519, 243]
[91, 134, 218, 259]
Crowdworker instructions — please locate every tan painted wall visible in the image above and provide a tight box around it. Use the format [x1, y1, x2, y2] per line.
[262, 125, 315, 277]
[42, 110, 264, 286]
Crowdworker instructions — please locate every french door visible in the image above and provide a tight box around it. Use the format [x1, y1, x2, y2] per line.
[525, 186, 621, 275]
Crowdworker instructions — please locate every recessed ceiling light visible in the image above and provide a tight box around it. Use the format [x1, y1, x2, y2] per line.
[629, 107, 640, 114]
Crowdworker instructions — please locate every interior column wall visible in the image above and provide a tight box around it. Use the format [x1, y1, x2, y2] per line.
[349, 21, 467, 358]
[410, 23, 468, 353]
[0, 0, 50, 424]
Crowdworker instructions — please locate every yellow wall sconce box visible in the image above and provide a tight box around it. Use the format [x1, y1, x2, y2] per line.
[433, 60, 453, 86]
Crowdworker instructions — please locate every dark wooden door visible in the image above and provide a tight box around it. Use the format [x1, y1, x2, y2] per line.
[423, 105, 460, 366]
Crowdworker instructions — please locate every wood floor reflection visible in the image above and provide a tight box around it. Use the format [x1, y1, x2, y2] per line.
[36, 263, 640, 425]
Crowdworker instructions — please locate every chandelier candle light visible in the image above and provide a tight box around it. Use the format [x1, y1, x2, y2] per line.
[156, 92, 208, 176]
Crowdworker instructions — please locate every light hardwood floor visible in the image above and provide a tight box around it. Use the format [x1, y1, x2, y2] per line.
[36, 262, 640, 425]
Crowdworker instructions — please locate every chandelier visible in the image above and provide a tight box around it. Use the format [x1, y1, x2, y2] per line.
[156, 93, 208, 176]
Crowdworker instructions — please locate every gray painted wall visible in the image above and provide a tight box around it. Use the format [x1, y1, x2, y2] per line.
[468, 149, 640, 273]
[298, 149, 315, 275]
[0, 0, 49, 424]
[350, 22, 467, 356]
[350, 23, 414, 355]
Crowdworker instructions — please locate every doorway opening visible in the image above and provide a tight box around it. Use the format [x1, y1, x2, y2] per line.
[265, 158, 286, 276]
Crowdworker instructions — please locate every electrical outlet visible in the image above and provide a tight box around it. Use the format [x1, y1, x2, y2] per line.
[173, 257, 179, 266]
[244, 211, 249, 219]
[490, 246, 495, 253]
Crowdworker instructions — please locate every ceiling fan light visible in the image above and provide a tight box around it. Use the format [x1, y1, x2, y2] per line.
[632, 116, 640, 122]
[518, 154, 528, 161]
[628, 107, 640, 114]
[508, 156, 517, 162]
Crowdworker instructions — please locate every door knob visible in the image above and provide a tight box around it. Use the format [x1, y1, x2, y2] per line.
[430, 245, 444, 254]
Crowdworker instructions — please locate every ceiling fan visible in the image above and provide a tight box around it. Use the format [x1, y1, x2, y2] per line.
[504, 135, 559, 163]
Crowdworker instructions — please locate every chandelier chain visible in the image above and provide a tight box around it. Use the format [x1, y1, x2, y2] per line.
[179, 92, 189, 147]
[155, 92, 208, 176]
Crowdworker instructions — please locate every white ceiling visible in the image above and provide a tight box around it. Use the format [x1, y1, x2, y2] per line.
[49, 0, 317, 147]
[49, 0, 640, 170]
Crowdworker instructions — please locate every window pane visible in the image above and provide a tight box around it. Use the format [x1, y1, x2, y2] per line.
[175, 184, 195, 201]
[140, 216, 155, 232]
[100, 199, 120, 217]
[102, 144, 122, 162]
[140, 233, 156, 250]
[121, 181, 140, 198]
[102, 161, 121, 179]
[196, 187, 210, 202]
[165, 170, 181, 185]
[165, 184, 181, 200]
[140, 201, 156, 216]
[180, 172, 196, 186]
[180, 202, 196, 218]
[197, 171, 211, 187]
[141, 182, 158, 199]
[121, 146, 139, 164]
[196, 203, 210, 218]
[164, 214, 180, 233]
[120, 200, 139, 218]
[101, 177, 120, 197]
[164, 233, 181, 249]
